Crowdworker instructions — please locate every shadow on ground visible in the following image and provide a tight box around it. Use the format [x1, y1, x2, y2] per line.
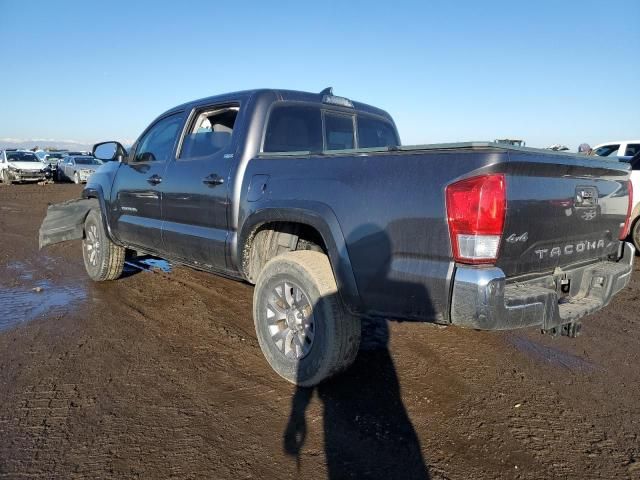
[282, 225, 431, 479]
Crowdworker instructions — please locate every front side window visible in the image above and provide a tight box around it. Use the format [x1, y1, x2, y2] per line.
[180, 105, 238, 159]
[357, 116, 399, 148]
[624, 144, 640, 157]
[593, 144, 620, 157]
[135, 113, 183, 163]
[324, 113, 355, 151]
[263, 105, 322, 153]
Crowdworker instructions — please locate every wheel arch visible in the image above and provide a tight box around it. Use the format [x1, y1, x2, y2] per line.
[238, 203, 362, 314]
[82, 185, 121, 245]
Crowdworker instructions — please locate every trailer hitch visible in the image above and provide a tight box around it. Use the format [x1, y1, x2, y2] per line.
[542, 321, 582, 338]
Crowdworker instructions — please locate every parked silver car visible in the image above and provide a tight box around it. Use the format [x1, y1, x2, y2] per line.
[58, 156, 102, 184]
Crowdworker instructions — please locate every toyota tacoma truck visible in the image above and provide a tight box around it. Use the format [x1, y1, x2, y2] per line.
[39, 88, 635, 386]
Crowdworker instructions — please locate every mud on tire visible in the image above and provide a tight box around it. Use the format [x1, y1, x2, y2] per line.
[253, 250, 361, 386]
[82, 209, 125, 281]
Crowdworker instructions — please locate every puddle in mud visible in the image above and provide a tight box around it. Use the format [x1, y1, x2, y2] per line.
[125, 257, 172, 274]
[0, 279, 87, 331]
[508, 334, 597, 373]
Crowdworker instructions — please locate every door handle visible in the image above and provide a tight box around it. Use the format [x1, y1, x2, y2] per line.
[202, 173, 224, 186]
[147, 174, 162, 185]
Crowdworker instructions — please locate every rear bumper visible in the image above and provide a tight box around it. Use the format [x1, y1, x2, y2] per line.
[450, 242, 635, 330]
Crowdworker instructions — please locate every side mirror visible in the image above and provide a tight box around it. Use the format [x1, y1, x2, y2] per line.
[93, 141, 127, 163]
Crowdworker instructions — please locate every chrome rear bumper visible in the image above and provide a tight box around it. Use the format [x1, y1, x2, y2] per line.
[450, 242, 635, 330]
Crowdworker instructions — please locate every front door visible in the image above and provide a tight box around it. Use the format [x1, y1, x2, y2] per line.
[111, 112, 185, 252]
[159, 104, 238, 270]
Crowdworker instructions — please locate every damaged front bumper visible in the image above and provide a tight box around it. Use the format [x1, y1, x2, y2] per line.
[39, 198, 99, 249]
[7, 170, 47, 182]
[450, 242, 635, 330]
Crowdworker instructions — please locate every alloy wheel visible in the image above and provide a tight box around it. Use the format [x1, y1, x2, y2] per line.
[265, 280, 315, 360]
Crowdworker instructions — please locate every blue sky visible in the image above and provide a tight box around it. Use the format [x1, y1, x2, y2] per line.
[0, 0, 638, 150]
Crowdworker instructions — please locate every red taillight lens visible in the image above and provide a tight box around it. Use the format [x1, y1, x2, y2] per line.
[620, 180, 633, 240]
[446, 174, 506, 264]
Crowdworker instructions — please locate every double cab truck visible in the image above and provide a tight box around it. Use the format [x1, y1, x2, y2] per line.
[39, 88, 635, 385]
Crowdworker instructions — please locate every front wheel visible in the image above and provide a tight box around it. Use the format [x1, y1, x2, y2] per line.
[82, 209, 125, 281]
[253, 251, 361, 386]
[1, 169, 11, 185]
[74, 172, 80, 184]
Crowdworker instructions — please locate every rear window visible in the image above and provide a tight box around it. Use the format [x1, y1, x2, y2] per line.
[625, 144, 640, 157]
[324, 113, 354, 151]
[593, 144, 620, 157]
[263, 105, 322, 152]
[357, 116, 398, 148]
[75, 157, 101, 165]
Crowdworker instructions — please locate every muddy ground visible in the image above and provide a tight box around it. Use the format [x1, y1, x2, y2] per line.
[0, 183, 639, 479]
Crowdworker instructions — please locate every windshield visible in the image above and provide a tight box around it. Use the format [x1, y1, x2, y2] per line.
[47, 153, 64, 159]
[75, 157, 101, 165]
[7, 152, 40, 162]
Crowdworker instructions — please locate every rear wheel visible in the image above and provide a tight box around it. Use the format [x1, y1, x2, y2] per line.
[632, 218, 640, 252]
[82, 209, 125, 281]
[253, 251, 361, 386]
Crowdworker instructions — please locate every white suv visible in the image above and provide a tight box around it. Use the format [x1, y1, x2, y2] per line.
[592, 140, 640, 161]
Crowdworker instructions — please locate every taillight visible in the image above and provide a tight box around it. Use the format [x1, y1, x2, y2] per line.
[446, 174, 506, 264]
[620, 180, 633, 239]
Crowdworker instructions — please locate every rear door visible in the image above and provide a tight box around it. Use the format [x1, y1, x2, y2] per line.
[64, 158, 74, 179]
[110, 112, 185, 251]
[159, 104, 238, 269]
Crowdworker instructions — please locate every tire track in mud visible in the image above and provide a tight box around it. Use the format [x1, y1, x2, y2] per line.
[390, 323, 638, 479]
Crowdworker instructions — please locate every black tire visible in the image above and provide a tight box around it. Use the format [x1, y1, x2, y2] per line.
[82, 209, 125, 281]
[632, 218, 640, 252]
[253, 250, 361, 386]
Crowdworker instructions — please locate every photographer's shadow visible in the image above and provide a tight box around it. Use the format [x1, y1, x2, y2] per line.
[283, 225, 431, 479]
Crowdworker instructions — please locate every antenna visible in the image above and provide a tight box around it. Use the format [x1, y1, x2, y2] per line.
[319, 87, 333, 96]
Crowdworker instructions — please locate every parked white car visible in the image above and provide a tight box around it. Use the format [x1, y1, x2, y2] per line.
[592, 140, 640, 161]
[0, 150, 47, 184]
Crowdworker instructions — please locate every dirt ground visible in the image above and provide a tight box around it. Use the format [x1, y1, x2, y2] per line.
[0, 184, 639, 480]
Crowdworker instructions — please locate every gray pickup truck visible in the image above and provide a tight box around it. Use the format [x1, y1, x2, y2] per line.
[40, 88, 635, 385]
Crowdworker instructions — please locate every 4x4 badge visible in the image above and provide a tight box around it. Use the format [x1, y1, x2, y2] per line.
[506, 232, 528, 243]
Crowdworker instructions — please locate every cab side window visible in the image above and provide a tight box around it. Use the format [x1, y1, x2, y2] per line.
[263, 106, 323, 153]
[135, 113, 183, 163]
[357, 116, 399, 148]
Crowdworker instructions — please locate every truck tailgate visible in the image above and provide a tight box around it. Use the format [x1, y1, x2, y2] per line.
[497, 153, 631, 278]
